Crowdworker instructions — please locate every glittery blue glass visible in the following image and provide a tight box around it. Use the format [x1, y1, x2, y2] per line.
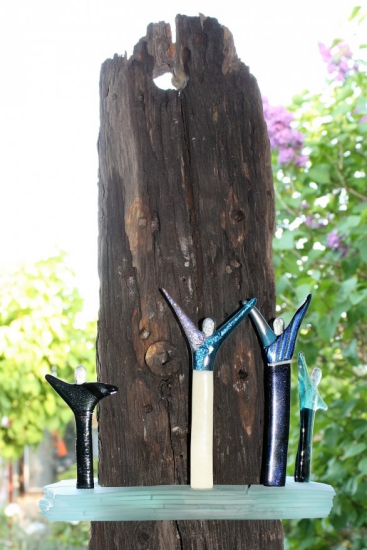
[246, 294, 312, 363]
[247, 295, 312, 487]
[163, 290, 256, 371]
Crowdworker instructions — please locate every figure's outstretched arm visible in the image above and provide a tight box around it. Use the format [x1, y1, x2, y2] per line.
[45, 374, 77, 411]
[161, 289, 205, 351]
[213, 298, 257, 344]
[242, 300, 277, 347]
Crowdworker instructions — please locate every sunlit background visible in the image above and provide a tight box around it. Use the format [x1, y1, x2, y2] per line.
[0, 0, 361, 319]
[1, 2, 367, 548]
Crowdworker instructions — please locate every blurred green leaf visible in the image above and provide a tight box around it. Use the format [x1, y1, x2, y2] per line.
[0, 253, 96, 458]
[358, 458, 367, 475]
[349, 6, 361, 21]
[273, 231, 295, 250]
[307, 164, 331, 184]
[342, 443, 367, 460]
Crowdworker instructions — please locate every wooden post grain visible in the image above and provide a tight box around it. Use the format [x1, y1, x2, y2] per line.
[90, 15, 283, 549]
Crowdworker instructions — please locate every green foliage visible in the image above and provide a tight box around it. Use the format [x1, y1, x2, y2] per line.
[0, 513, 88, 549]
[271, 30, 367, 550]
[0, 253, 96, 459]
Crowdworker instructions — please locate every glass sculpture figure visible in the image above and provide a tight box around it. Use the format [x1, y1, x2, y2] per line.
[294, 352, 327, 482]
[46, 366, 118, 489]
[162, 289, 256, 489]
[245, 295, 311, 486]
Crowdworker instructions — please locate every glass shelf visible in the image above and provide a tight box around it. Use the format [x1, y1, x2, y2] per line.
[39, 477, 335, 522]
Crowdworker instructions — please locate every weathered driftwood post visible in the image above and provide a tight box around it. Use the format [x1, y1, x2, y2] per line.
[90, 15, 283, 549]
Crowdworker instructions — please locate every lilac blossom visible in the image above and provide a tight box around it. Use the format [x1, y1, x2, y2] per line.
[318, 41, 358, 83]
[262, 97, 309, 166]
[304, 216, 323, 229]
[318, 42, 332, 63]
[326, 229, 349, 257]
[278, 147, 295, 164]
[295, 154, 309, 168]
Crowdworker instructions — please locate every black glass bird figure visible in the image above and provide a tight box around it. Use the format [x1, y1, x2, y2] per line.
[46, 366, 118, 489]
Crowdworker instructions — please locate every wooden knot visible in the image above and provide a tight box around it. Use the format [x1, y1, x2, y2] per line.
[145, 341, 181, 376]
[232, 209, 245, 223]
[238, 369, 248, 380]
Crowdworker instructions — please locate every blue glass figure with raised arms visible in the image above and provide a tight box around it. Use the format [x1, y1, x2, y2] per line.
[162, 289, 256, 489]
[244, 295, 311, 487]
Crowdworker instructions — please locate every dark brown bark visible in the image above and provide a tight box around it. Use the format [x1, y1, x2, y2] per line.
[90, 14, 283, 550]
[18, 454, 25, 495]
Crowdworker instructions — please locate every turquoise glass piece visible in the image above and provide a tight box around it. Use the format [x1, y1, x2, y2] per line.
[297, 352, 327, 412]
[39, 478, 335, 522]
[162, 290, 256, 371]
[295, 353, 327, 483]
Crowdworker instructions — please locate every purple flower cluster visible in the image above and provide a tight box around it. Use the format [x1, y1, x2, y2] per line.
[326, 229, 349, 257]
[318, 41, 358, 82]
[262, 97, 309, 167]
[304, 215, 324, 229]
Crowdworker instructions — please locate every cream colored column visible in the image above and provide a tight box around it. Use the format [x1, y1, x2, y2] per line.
[190, 370, 214, 489]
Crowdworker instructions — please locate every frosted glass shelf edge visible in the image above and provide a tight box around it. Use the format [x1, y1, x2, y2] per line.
[40, 477, 335, 522]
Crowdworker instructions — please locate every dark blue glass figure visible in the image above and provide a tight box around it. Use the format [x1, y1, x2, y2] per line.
[46, 366, 118, 489]
[245, 295, 311, 487]
[294, 352, 327, 482]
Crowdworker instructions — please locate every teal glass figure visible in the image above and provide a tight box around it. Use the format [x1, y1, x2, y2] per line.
[162, 290, 257, 372]
[245, 295, 311, 487]
[162, 289, 256, 489]
[46, 366, 118, 489]
[294, 352, 327, 482]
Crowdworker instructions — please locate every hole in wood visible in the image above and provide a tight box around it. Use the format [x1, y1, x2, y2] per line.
[153, 73, 176, 91]
[238, 369, 248, 380]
